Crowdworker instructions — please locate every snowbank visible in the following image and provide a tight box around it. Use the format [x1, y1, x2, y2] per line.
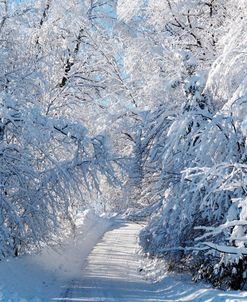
[0, 210, 111, 302]
[139, 255, 247, 301]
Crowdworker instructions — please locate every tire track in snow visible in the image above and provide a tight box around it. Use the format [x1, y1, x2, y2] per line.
[57, 220, 143, 301]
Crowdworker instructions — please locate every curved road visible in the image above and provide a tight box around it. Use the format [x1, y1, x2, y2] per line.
[52, 220, 247, 302]
[58, 221, 149, 302]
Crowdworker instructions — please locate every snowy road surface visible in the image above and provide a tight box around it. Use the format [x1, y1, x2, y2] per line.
[52, 221, 247, 302]
[55, 221, 145, 301]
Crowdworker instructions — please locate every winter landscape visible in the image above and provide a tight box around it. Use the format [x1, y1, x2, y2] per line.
[1, 0, 247, 301]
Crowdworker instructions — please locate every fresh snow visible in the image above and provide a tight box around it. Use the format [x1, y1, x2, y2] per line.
[1, 214, 247, 301]
[0, 210, 111, 302]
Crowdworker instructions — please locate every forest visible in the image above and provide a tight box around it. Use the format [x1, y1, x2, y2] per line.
[1, 0, 247, 295]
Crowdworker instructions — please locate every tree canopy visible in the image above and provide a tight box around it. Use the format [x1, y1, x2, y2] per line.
[1, 0, 247, 290]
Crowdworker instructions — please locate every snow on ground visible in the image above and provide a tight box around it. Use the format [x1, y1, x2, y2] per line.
[55, 220, 247, 302]
[0, 210, 112, 302]
[140, 256, 247, 302]
[1, 217, 247, 301]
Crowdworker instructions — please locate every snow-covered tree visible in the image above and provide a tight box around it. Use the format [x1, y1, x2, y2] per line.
[127, 0, 247, 290]
[0, 0, 124, 258]
[2, 0, 247, 291]
[0, 94, 121, 257]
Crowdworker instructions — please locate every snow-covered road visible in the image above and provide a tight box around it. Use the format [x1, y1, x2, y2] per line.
[2, 213, 247, 301]
[55, 221, 146, 301]
[53, 221, 247, 302]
